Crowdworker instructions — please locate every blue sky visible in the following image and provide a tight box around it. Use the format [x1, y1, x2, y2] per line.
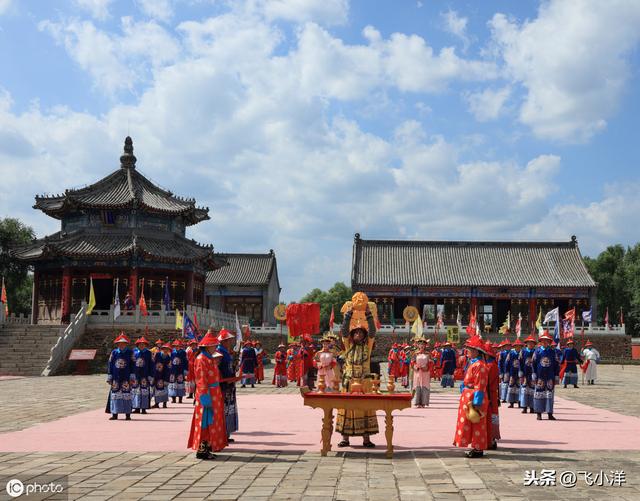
[0, 0, 639, 301]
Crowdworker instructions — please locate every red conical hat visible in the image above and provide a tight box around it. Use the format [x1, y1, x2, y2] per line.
[171, 339, 184, 347]
[538, 330, 553, 341]
[244, 341, 253, 347]
[500, 339, 512, 347]
[566, 337, 575, 344]
[161, 343, 172, 350]
[155, 338, 164, 345]
[523, 335, 537, 343]
[199, 331, 219, 347]
[585, 340, 594, 347]
[512, 339, 524, 346]
[465, 335, 486, 353]
[114, 333, 130, 344]
[135, 336, 150, 345]
[217, 329, 235, 342]
[484, 341, 496, 357]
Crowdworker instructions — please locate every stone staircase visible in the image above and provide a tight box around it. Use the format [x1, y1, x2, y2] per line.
[0, 325, 65, 376]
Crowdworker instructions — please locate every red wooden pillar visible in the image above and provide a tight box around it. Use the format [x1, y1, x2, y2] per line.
[185, 271, 194, 306]
[61, 268, 72, 323]
[31, 270, 40, 324]
[130, 268, 138, 304]
[529, 298, 537, 333]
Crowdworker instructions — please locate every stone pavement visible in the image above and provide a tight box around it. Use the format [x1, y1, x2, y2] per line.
[0, 365, 639, 500]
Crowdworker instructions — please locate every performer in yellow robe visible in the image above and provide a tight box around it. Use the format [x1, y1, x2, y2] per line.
[335, 302, 378, 448]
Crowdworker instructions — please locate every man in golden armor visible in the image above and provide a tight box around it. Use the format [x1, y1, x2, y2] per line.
[336, 293, 378, 448]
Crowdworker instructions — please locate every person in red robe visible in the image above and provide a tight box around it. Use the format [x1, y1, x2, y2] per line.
[187, 331, 228, 460]
[387, 344, 402, 381]
[483, 341, 501, 450]
[286, 344, 297, 382]
[453, 335, 489, 458]
[254, 340, 266, 384]
[185, 339, 198, 399]
[431, 342, 442, 381]
[272, 343, 288, 387]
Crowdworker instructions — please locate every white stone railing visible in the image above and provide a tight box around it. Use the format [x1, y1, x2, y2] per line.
[85, 304, 249, 330]
[0, 309, 31, 326]
[42, 302, 88, 376]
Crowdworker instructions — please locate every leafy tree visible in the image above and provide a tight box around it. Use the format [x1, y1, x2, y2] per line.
[299, 282, 352, 332]
[0, 218, 35, 316]
[623, 243, 640, 335]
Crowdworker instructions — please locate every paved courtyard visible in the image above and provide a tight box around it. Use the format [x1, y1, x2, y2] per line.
[0, 365, 638, 500]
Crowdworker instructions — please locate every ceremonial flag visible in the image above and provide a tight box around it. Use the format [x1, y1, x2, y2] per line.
[499, 311, 511, 335]
[411, 316, 423, 337]
[553, 317, 560, 344]
[139, 279, 148, 316]
[113, 278, 121, 319]
[564, 308, 576, 322]
[604, 307, 609, 329]
[193, 311, 200, 332]
[581, 309, 592, 323]
[456, 307, 462, 330]
[436, 310, 443, 330]
[1, 276, 7, 316]
[515, 312, 522, 338]
[234, 310, 242, 353]
[466, 308, 477, 335]
[163, 277, 171, 312]
[535, 307, 542, 330]
[175, 309, 183, 331]
[563, 308, 575, 338]
[87, 277, 96, 314]
[544, 307, 559, 324]
[183, 312, 198, 340]
[329, 306, 335, 332]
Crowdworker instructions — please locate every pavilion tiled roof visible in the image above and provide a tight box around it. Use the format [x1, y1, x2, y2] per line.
[206, 251, 278, 287]
[33, 137, 209, 226]
[12, 229, 225, 269]
[351, 234, 596, 289]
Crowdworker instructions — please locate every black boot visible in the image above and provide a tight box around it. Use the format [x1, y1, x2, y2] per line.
[109, 414, 118, 420]
[574, 385, 579, 388]
[489, 440, 498, 450]
[548, 413, 556, 420]
[465, 449, 484, 458]
[141, 409, 147, 414]
[125, 414, 131, 420]
[521, 408, 528, 414]
[537, 413, 542, 420]
[172, 397, 176, 403]
[153, 403, 159, 408]
[564, 384, 567, 388]
[132, 409, 140, 414]
[179, 397, 183, 403]
[188, 393, 194, 399]
[508, 403, 514, 408]
[163, 402, 167, 408]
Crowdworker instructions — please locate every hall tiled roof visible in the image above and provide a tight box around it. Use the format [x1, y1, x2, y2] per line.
[351, 234, 596, 288]
[206, 252, 277, 287]
[33, 137, 209, 226]
[12, 229, 225, 269]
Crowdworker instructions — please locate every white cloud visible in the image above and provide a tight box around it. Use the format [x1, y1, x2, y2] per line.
[39, 17, 181, 95]
[136, 0, 173, 23]
[256, 0, 349, 26]
[490, 0, 640, 142]
[442, 10, 469, 50]
[74, 0, 113, 20]
[464, 86, 511, 121]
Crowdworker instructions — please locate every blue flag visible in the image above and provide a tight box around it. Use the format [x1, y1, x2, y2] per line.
[163, 278, 171, 312]
[553, 319, 560, 344]
[581, 309, 592, 323]
[183, 312, 199, 341]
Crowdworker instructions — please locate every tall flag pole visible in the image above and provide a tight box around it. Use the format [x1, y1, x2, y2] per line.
[329, 305, 335, 334]
[87, 277, 96, 315]
[515, 312, 522, 339]
[113, 278, 121, 320]
[138, 278, 148, 316]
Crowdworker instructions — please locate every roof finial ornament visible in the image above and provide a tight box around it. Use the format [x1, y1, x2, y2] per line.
[120, 136, 137, 169]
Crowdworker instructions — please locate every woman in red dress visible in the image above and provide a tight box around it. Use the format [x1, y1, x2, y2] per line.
[453, 335, 489, 458]
[272, 343, 288, 387]
[185, 339, 198, 399]
[254, 340, 266, 383]
[483, 341, 501, 450]
[187, 331, 228, 460]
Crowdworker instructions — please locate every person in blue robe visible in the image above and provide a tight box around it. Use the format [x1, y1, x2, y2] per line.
[532, 331, 560, 420]
[440, 342, 457, 388]
[497, 339, 512, 402]
[561, 338, 583, 388]
[217, 329, 239, 442]
[153, 343, 172, 408]
[240, 341, 258, 387]
[106, 333, 136, 420]
[132, 337, 153, 413]
[518, 336, 536, 413]
[505, 339, 523, 407]
[169, 339, 189, 403]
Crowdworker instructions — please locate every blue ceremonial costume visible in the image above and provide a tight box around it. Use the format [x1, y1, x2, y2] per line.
[498, 347, 510, 401]
[240, 345, 258, 386]
[132, 347, 153, 410]
[504, 348, 522, 405]
[518, 347, 535, 410]
[561, 347, 583, 387]
[218, 344, 239, 437]
[169, 347, 189, 398]
[107, 347, 136, 415]
[440, 347, 457, 388]
[532, 345, 560, 415]
[153, 351, 171, 405]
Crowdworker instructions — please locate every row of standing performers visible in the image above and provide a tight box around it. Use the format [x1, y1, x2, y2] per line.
[388, 341, 461, 389]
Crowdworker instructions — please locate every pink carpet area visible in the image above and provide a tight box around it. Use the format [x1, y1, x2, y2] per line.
[1, 393, 640, 453]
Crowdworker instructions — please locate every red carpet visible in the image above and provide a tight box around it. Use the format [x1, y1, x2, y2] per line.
[1, 393, 639, 453]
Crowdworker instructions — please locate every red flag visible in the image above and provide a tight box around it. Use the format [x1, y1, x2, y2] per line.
[1, 277, 7, 316]
[139, 279, 148, 316]
[329, 306, 335, 332]
[604, 307, 609, 329]
[193, 311, 200, 331]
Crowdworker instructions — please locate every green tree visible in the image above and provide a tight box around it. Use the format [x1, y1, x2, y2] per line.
[299, 282, 352, 332]
[0, 218, 35, 316]
[623, 243, 640, 335]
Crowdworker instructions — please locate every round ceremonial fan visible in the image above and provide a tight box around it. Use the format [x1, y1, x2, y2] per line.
[403, 306, 419, 323]
[273, 304, 287, 321]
